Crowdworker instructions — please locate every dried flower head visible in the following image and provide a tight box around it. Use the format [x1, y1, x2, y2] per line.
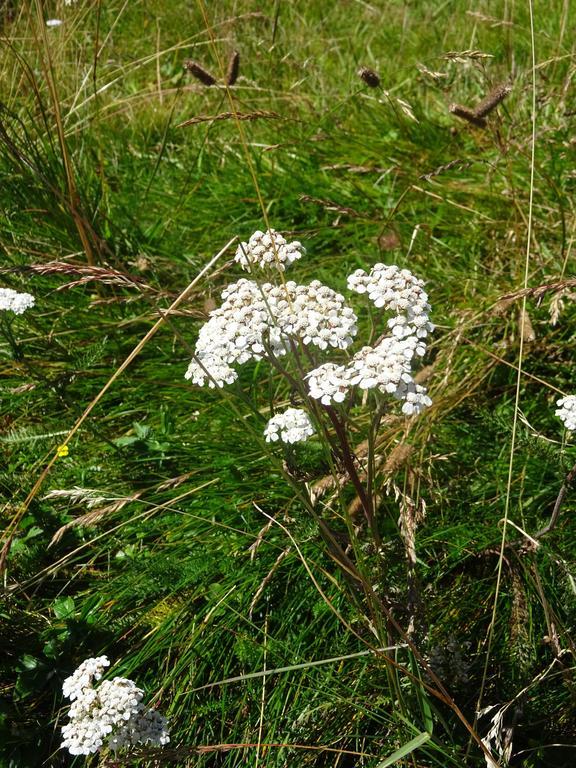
[449, 103, 487, 128]
[474, 83, 512, 118]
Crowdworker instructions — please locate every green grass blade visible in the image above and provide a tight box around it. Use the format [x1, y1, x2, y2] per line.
[375, 730, 431, 768]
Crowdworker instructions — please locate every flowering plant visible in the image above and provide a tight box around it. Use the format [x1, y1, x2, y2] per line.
[61, 656, 169, 756]
[186, 229, 433, 432]
[185, 229, 433, 564]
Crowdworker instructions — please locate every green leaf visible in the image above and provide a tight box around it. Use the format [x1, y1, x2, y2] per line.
[53, 596, 75, 619]
[114, 435, 140, 447]
[24, 526, 43, 541]
[19, 654, 39, 671]
[375, 731, 431, 768]
[134, 422, 150, 439]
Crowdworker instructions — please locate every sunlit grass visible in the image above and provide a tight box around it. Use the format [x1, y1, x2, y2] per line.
[1, 1, 575, 766]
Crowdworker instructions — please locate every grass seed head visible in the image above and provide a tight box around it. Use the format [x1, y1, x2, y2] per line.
[183, 60, 217, 86]
[358, 66, 381, 88]
[226, 50, 240, 86]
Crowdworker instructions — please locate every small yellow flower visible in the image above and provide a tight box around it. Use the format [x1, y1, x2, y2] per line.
[56, 444, 69, 458]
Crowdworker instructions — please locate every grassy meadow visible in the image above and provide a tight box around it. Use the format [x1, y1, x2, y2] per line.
[1, 0, 576, 766]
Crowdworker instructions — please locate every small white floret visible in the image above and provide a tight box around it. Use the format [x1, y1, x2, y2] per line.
[556, 395, 576, 432]
[264, 408, 315, 444]
[0, 288, 35, 315]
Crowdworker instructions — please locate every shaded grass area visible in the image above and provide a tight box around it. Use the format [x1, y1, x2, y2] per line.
[1, 1, 576, 766]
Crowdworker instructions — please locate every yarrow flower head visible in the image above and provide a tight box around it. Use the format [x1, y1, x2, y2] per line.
[307, 335, 430, 413]
[235, 229, 305, 272]
[0, 287, 35, 315]
[185, 275, 357, 387]
[62, 655, 110, 701]
[306, 362, 351, 405]
[264, 408, 315, 444]
[347, 263, 433, 339]
[186, 230, 433, 438]
[556, 395, 576, 432]
[61, 657, 169, 756]
[184, 278, 287, 387]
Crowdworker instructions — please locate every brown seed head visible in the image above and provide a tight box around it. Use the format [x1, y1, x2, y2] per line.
[358, 66, 381, 88]
[183, 60, 217, 86]
[449, 103, 487, 128]
[226, 51, 240, 86]
[474, 83, 512, 118]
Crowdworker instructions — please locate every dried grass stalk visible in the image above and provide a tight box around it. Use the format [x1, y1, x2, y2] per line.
[494, 279, 576, 313]
[443, 49, 494, 61]
[299, 195, 365, 218]
[177, 110, 281, 128]
[14, 262, 154, 292]
[419, 158, 473, 181]
[49, 492, 142, 545]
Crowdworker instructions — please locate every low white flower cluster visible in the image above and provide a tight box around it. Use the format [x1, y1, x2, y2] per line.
[556, 395, 576, 432]
[235, 229, 305, 271]
[186, 230, 433, 443]
[0, 287, 35, 315]
[61, 656, 170, 756]
[264, 407, 315, 443]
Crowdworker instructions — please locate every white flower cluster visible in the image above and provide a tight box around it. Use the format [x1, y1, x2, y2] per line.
[235, 229, 305, 272]
[61, 656, 170, 756]
[62, 655, 110, 700]
[306, 336, 431, 415]
[186, 230, 434, 441]
[264, 408, 315, 443]
[306, 362, 350, 405]
[347, 263, 433, 339]
[185, 277, 357, 387]
[0, 287, 35, 315]
[304, 270, 433, 415]
[556, 395, 576, 432]
[267, 280, 357, 350]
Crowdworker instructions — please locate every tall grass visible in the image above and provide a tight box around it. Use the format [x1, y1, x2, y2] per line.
[1, 1, 575, 766]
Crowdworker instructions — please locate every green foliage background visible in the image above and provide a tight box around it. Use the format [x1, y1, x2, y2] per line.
[1, 1, 575, 766]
